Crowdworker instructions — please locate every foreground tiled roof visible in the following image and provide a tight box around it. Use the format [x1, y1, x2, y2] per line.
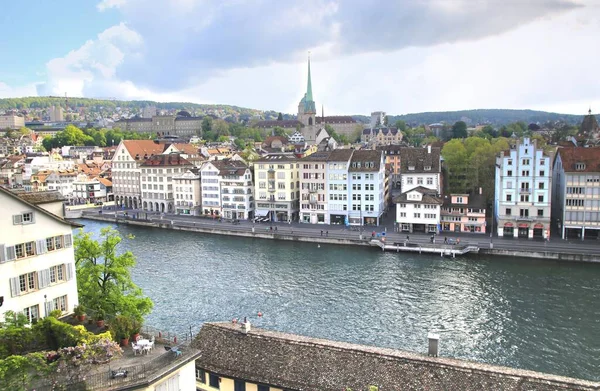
[16, 190, 64, 204]
[327, 149, 354, 161]
[557, 146, 600, 173]
[193, 323, 598, 391]
[394, 186, 443, 205]
[140, 153, 193, 167]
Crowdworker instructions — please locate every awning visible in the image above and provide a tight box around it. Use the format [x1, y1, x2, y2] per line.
[534, 223, 544, 229]
[504, 222, 514, 227]
[518, 223, 529, 228]
[255, 209, 270, 217]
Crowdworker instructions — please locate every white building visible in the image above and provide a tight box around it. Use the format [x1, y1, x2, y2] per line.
[0, 114, 25, 130]
[200, 160, 254, 219]
[299, 152, 330, 224]
[173, 168, 202, 216]
[112, 140, 166, 209]
[395, 187, 442, 233]
[326, 149, 354, 225]
[72, 177, 111, 204]
[22, 155, 75, 181]
[140, 153, 194, 213]
[347, 150, 386, 226]
[49, 106, 64, 122]
[0, 188, 80, 323]
[552, 146, 600, 240]
[495, 137, 552, 239]
[45, 170, 78, 198]
[370, 111, 386, 128]
[399, 146, 442, 193]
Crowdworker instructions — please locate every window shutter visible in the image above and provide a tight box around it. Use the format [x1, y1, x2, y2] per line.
[38, 270, 46, 289]
[9, 277, 19, 297]
[66, 263, 74, 281]
[5, 246, 16, 262]
[13, 214, 22, 225]
[0, 244, 5, 263]
[63, 233, 73, 248]
[36, 239, 48, 254]
[31, 212, 35, 224]
[45, 301, 53, 316]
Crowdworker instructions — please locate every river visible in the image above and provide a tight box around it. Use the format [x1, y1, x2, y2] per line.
[77, 219, 600, 381]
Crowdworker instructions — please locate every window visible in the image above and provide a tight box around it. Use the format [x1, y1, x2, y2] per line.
[520, 195, 529, 202]
[196, 369, 206, 383]
[456, 196, 463, 203]
[23, 305, 39, 324]
[234, 380, 246, 391]
[52, 295, 67, 312]
[538, 195, 544, 203]
[258, 385, 269, 391]
[50, 265, 65, 283]
[575, 163, 586, 171]
[539, 182, 544, 189]
[506, 194, 512, 202]
[13, 212, 35, 225]
[522, 170, 530, 177]
[522, 159, 530, 165]
[539, 171, 545, 177]
[508, 159, 513, 166]
[537, 209, 544, 217]
[414, 213, 421, 218]
[209, 373, 220, 388]
[507, 170, 512, 177]
[407, 177, 413, 184]
[520, 209, 529, 217]
[18, 272, 37, 294]
[427, 177, 433, 185]
[417, 177, 423, 185]
[506, 208, 512, 216]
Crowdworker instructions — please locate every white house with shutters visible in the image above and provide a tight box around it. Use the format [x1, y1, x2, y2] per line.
[0, 188, 80, 323]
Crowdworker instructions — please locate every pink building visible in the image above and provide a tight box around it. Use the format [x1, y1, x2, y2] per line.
[440, 191, 487, 234]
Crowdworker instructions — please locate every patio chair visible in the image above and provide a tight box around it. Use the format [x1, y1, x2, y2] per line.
[131, 342, 142, 356]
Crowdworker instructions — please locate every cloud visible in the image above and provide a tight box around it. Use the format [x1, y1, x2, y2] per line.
[97, 0, 126, 11]
[0, 81, 37, 98]
[36, 23, 142, 97]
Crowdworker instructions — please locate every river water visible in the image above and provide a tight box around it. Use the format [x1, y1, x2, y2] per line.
[78, 220, 600, 381]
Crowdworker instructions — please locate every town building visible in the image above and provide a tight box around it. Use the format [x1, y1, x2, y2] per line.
[326, 149, 354, 225]
[112, 140, 166, 209]
[117, 114, 203, 138]
[361, 127, 403, 145]
[440, 191, 487, 233]
[348, 150, 386, 226]
[72, 177, 112, 204]
[399, 146, 442, 193]
[494, 137, 552, 239]
[0, 114, 25, 129]
[173, 168, 202, 216]
[370, 111, 386, 128]
[49, 106, 64, 122]
[0, 155, 25, 186]
[253, 154, 300, 222]
[192, 322, 594, 391]
[217, 161, 254, 220]
[0, 188, 80, 323]
[45, 170, 78, 198]
[140, 154, 194, 213]
[377, 144, 402, 188]
[552, 146, 600, 240]
[394, 186, 442, 233]
[299, 152, 330, 224]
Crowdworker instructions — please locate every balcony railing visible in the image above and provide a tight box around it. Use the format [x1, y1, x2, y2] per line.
[519, 188, 531, 194]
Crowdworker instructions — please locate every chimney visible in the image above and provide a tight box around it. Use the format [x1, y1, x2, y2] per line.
[428, 333, 439, 357]
[242, 319, 251, 334]
[427, 145, 431, 154]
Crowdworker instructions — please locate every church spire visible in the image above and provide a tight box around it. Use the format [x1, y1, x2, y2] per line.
[306, 52, 313, 102]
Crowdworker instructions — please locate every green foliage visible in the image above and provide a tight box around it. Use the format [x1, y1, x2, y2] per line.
[272, 126, 288, 137]
[234, 138, 246, 149]
[42, 125, 152, 150]
[324, 124, 349, 145]
[75, 228, 153, 324]
[109, 315, 135, 340]
[394, 120, 407, 131]
[73, 304, 86, 317]
[451, 121, 468, 139]
[0, 353, 48, 391]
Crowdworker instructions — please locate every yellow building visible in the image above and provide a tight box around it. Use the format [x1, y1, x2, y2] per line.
[253, 154, 299, 222]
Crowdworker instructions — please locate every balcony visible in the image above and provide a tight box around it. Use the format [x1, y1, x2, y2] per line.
[309, 188, 318, 193]
[519, 188, 531, 194]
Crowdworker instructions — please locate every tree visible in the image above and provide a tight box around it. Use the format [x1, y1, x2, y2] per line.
[273, 127, 287, 137]
[451, 121, 468, 139]
[441, 139, 469, 193]
[74, 228, 153, 323]
[481, 125, 497, 138]
[213, 119, 230, 137]
[201, 117, 213, 134]
[394, 120, 407, 131]
[277, 112, 283, 121]
[234, 138, 246, 149]
[18, 127, 31, 137]
[383, 116, 389, 126]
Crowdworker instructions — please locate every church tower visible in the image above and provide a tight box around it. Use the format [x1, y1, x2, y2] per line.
[298, 54, 317, 127]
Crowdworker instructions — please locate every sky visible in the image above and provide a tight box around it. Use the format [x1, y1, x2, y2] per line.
[0, 0, 599, 116]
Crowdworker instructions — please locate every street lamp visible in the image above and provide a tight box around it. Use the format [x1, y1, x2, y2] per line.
[44, 294, 48, 318]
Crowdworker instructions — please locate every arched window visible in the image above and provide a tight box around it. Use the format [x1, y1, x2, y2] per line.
[308, 117, 313, 126]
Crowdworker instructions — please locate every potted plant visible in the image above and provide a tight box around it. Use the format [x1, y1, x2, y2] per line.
[96, 309, 106, 328]
[74, 304, 86, 322]
[131, 318, 142, 342]
[110, 315, 134, 347]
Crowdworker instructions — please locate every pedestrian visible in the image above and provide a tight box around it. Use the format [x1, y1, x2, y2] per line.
[326, 230, 328, 237]
[444, 236, 447, 244]
[406, 235, 410, 241]
[275, 226, 278, 231]
[321, 230, 323, 236]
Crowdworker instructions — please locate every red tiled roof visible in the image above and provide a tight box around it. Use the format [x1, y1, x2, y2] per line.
[557, 146, 600, 173]
[122, 140, 166, 161]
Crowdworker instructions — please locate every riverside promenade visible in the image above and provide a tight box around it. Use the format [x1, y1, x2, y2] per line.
[76, 207, 600, 263]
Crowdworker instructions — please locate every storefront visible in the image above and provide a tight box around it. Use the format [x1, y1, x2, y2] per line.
[518, 223, 529, 238]
[533, 223, 544, 238]
[503, 222, 514, 237]
[330, 214, 346, 225]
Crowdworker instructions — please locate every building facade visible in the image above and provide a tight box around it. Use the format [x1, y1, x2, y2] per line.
[173, 168, 202, 216]
[72, 178, 111, 204]
[399, 146, 442, 194]
[361, 127, 403, 145]
[299, 152, 329, 224]
[326, 149, 353, 225]
[0, 188, 79, 323]
[552, 146, 600, 240]
[112, 140, 166, 209]
[494, 138, 552, 239]
[117, 115, 203, 138]
[0, 114, 25, 129]
[377, 145, 402, 188]
[218, 161, 254, 220]
[395, 187, 442, 233]
[140, 154, 194, 214]
[253, 155, 300, 222]
[347, 150, 386, 226]
[440, 192, 487, 234]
